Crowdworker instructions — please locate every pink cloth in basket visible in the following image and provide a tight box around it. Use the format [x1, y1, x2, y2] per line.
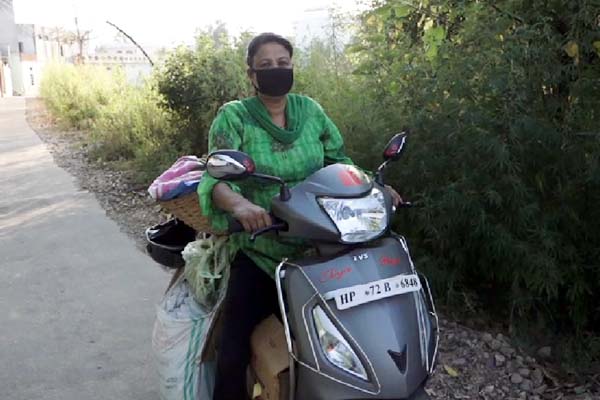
[148, 156, 204, 200]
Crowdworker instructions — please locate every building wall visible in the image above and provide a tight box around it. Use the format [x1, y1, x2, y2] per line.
[0, 0, 18, 53]
[15, 24, 36, 55]
[84, 44, 154, 85]
[35, 26, 79, 64]
[1, 0, 81, 96]
[0, 0, 17, 95]
[0, 62, 13, 97]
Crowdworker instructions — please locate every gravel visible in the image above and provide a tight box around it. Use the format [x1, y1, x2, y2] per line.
[25, 98, 600, 400]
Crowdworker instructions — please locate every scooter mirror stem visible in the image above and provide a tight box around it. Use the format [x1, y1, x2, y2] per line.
[375, 159, 391, 185]
[279, 185, 291, 201]
[253, 173, 291, 202]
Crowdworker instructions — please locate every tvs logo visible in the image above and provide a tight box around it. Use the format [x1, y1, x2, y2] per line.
[320, 267, 353, 282]
[352, 253, 369, 262]
[380, 256, 401, 266]
[338, 168, 364, 187]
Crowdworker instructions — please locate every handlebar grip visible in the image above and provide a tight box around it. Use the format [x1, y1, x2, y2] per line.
[227, 216, 245, 234]
[393, 201, 421, 213]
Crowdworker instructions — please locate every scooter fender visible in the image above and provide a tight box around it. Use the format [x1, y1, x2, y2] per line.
[279, 236, 436, 400]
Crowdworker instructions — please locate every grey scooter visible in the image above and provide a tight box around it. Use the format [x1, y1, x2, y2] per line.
[206, 133, 439, 400]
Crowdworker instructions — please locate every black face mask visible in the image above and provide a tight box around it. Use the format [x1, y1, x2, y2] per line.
[253, 67, 294, 97]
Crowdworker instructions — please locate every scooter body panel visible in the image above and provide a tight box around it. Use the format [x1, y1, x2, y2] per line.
[281, 236, 435, 400]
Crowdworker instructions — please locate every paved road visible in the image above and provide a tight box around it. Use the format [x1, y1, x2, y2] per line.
[0, 97, 167, 400]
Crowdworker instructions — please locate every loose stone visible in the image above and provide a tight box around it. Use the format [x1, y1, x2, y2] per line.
[532, 369, 544, 385]
[518, 368, 531, 378]
[494, 354, 506, 367]
[537, 346, 552, 359]
[489, 339, 502, 350]
[519, 379, 533, 392]
[511, 372, 524, 384]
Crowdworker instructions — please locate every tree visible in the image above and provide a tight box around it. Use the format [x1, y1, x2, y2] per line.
[154, 27, 249, 156]
[348, 0, 600, 348]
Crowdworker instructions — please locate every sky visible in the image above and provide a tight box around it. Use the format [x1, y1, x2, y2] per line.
[12, 0, 366, 48]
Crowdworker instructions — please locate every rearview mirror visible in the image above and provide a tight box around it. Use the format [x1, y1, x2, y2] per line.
[383, 132, 407, 161]
[206, 150, 256, 180]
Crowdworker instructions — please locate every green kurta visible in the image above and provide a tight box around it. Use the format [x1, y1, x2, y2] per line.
[197, 94, 353, 277]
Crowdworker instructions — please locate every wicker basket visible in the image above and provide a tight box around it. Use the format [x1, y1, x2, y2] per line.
[158, 192, 213, 233]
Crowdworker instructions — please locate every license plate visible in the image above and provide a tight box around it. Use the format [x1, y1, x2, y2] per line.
[325, 274, 422, 310]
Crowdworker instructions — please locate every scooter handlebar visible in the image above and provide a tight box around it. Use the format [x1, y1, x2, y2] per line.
[227, 215, 287, 241]
[393, 201, 424, 213]
[397, 201, 414, 208]
[227, 216, 245, 234]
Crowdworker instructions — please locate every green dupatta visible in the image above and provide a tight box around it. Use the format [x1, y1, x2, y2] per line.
[241, 95, 307, 144]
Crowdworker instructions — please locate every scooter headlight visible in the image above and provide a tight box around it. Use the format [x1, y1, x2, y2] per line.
[318, 187, 387, 243]
[312, 305, 368, 380]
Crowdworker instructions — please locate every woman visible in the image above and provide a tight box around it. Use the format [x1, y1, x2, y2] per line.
[197, 32, 402, 400]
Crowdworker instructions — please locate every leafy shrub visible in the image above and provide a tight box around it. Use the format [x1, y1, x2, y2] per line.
[348, 0, 600, 344]
[154, 28, 251, 156]
[40, 63, 122, 129]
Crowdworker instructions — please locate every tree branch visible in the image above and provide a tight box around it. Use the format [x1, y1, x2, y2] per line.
[489, 3, 525, 24]
[106, 21, 154, 66]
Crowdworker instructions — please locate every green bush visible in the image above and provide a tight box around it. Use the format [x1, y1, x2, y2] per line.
[344, 0, 600, 352]
[40, 63, 122, 129]
[154, 28, 251, 156]
[90, 80, 183, 180]
[40, 63, 185, 182]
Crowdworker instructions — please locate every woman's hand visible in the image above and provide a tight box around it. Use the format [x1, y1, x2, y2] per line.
[231, 200, 273, 233]
[384, 184, 403, 207]
[212, 182, 272, 233]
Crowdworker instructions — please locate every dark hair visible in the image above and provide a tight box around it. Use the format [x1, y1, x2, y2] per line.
[246, 32, 293, 68]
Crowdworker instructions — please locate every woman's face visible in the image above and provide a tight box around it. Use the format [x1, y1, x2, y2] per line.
[248, 42, 292, 88]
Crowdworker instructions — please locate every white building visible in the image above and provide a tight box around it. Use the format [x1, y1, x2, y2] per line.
[0, 0, 78, 96]
[82, 44, 154, 85]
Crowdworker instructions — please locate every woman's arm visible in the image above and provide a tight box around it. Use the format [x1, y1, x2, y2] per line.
[198, 105, 271, 232]
[212, 183, 272, 232]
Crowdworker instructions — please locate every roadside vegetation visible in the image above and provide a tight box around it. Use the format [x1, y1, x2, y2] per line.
[40, 0, 600, 372]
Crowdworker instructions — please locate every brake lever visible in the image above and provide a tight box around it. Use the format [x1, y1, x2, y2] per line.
[250, 222, 288, 242]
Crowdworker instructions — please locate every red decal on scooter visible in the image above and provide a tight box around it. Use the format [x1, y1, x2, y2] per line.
[320, 267, 353, 282]
[380, 256, 401, 266]
[338, 169, 363, 187]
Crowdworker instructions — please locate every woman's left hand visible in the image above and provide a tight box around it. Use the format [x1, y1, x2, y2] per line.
[385, 185, 403, 207]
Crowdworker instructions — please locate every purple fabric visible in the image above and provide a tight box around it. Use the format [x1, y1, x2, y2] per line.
[148, 156, 204, 200]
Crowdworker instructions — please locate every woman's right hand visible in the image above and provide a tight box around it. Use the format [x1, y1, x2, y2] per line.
[231, 200, 273, 233]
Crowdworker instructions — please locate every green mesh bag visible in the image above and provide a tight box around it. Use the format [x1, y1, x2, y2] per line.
[182, 235, 236, 309]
